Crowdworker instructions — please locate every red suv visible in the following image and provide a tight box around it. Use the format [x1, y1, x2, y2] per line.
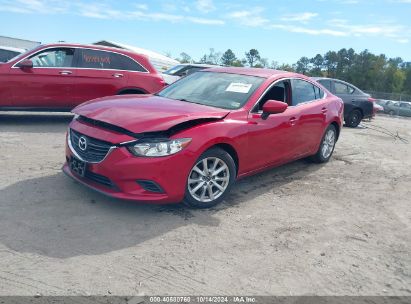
[0, 43, 166, 111]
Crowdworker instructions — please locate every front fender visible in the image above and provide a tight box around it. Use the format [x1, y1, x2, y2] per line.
[170, 118, 249, 175]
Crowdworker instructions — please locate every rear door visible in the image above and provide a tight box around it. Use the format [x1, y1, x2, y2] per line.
[332, 80, 372, 118]
[73, 48, 129, 105]
[9, 47, 76, 108]
[290, 79, 328, 157]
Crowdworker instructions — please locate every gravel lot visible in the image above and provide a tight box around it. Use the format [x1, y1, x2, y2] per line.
[0, 113, 410, 296]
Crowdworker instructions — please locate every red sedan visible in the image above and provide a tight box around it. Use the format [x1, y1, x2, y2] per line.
[63, 68, 344, 208]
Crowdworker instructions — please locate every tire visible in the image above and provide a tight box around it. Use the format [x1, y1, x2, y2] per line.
[345, 109, 362, 128]
[310, 124, 337, 163]
[183, 148, 236, 209]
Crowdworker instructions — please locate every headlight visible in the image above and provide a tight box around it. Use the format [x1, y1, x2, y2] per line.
[127, 138, 192, 157]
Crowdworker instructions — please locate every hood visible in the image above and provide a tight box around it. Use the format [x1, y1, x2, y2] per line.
[73, 95, 230, 134]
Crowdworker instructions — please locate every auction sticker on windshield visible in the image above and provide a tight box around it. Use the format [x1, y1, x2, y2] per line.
[226, 83, 253, 93]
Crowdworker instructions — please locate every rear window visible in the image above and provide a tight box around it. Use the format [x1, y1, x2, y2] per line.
[77, 49, 147, 72]
[291, 79, 316, 106]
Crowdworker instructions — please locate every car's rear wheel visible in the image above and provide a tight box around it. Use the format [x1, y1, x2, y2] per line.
[310, 125, 337, 163]
[184, 148, 236, 208]
[345, 109, 362, 128]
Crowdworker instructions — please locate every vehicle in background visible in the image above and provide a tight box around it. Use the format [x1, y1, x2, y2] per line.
[162, 63, 216, 84]
[313, 77, 375, 128]
[92, 40, 180, 73]
[373, 101, 384, 113]
[0, 46, 25, 62]
[383, 101, 411, 117]
[63, 68, 343, 208]
[0, 43, 166, 111]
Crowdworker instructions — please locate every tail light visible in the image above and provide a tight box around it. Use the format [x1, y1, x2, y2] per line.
[368, 97, 376, 102]
[154, 75, 166, 89]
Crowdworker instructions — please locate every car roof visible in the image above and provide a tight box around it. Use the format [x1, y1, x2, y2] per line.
[177, 63, 218, 68]
[206, 67, 306, 79]
[37, 43, 148, 58]
[311, 77, 366, 93]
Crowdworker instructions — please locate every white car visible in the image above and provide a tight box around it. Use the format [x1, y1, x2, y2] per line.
[162, 63, 217, 84]
[0, 46, 25, 62]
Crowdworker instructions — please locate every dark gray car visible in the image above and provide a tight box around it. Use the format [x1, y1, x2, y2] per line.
[312, 77, 374, 127]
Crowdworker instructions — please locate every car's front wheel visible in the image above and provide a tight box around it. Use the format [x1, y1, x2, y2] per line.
[184, 148, 236, 208]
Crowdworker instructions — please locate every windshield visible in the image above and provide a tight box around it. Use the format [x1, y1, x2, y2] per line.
[163, 64, 185, 75]
[157, 71, 264, 110]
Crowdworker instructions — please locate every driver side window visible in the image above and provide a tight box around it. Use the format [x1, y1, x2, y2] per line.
[255, 80, 290, 112]
[29, 48, 75, 68]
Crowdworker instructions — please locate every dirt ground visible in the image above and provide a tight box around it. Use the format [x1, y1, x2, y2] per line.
[0, 113, 410, 296]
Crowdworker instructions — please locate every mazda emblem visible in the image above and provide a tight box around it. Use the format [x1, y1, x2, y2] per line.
[78, 136, 87, 151]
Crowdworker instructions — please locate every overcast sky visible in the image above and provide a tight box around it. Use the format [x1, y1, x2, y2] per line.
[1, 0, 410, 64]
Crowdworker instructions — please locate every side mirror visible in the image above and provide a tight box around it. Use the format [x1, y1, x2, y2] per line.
[18, 59, 33, 69]
[262, 100, 288, 120]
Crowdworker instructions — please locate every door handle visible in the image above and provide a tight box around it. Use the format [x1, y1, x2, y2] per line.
[321, 107, 328, 114]
[113, 73, 124, 78]
[59, 70, 72, 75]
[289, 117, 297, 126]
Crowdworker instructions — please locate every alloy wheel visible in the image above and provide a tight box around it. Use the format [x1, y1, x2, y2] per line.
[188, 157, 230, 203]
[321, 129, 336, 159]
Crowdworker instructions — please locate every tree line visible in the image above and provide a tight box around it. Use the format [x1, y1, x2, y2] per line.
[176, 48, 411, 95]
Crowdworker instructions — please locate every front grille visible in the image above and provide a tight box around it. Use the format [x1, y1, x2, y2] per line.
[84, 171, 116, 189]
[70, 129, 113, 163]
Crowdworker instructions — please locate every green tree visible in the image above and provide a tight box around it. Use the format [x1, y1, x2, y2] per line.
[255, 58, 269, 68]
[295, 56, 311, 75]
[270, 61, 279, 69]
[231, 59, 245, 67]
[179, 52, 191, 63]
[221, 49, 237, 66]
[403, 64, 411, 95]
[245, 49, 261, 67]
[324, 51, 338, 77]
[278, 64, 295, 72]
[310, 54, 324, 76]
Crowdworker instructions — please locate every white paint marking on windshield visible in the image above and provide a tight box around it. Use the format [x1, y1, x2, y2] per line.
[225, 83, 253, 94]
